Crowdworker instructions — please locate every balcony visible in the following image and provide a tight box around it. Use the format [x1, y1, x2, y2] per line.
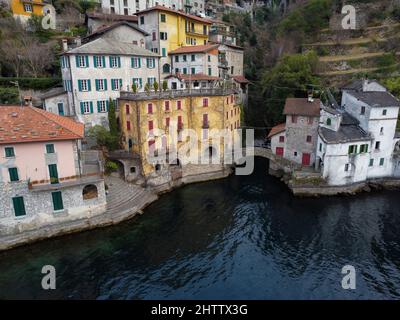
[29, 173, 103, 192]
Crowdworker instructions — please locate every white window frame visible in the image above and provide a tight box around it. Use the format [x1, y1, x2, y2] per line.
[82, 101, 91, 114]
[99, 100, 107, 113]
[77, 56, 87, 68]
[81, 79, 89, 91]
[148, 77, 156, 86]
[112, 79, 121, 91]
[95, 56, 104, 68]
[132, 57, 140, 68]
[97, 79, 105, 91]
[24, 4, 32, 12]
[133, 78, 142, 88]
[110, 56, 118, 68]
[147, 58, 155, 68]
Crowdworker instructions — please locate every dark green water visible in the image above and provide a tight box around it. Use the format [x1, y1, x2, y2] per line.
[1, 158, 400, 299]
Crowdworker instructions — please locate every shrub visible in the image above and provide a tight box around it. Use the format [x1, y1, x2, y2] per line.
[162, 80, 168, 91]
[0, 77, 62, 90]
[87, 125, 119, 151]
[105, 161, 118, 174]
[0, 87, 19, 104]
[153, 80, 159, 92]
[132, 83, 137, 93]
[375, 53, 396, 68]
[144, 83, 150, 95]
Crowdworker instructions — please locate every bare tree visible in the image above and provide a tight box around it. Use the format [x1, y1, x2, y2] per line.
[20, 37, 55, 77]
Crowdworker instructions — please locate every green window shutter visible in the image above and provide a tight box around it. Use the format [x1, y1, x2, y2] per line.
[95, 79, 99, 91]
[106, 100, 109, 112]
[380, 158, 384, 166]
[97, 101, 101, 113]
[117, 56, 121, 67]
[75, 56, 79, 67]
[208, 68, 211, 76]
[46, 144, 55, 153]
[365, 144, 368, 153]
[138, 58, 141, 68]
[109, 56, 112, 67]
[80, 102, 84, 114]
[119, 79, 122, 89]
[104, 79, 107, 90]
[162, 48, 166, 57]
[131, 57, 134, 68]
[52, 191, 64, 211]
[9, 167, 19, 182]
[93, 56, 97, 68]
[139, 78, 142, 87]
[78, 80, 82, 92]
[49, 164, 59, 184]
[111, 79, 115, 90]
[12, 197, 26, 217]
[5, 147, 15, 157]
[146, 58, 149, 68]
[90, 101, 94, 113]
[102, 56, 106, 67]
[87, 79, 91, 92]
[85, 55, 89, 67]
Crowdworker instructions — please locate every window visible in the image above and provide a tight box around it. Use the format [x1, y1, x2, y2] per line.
[380, 158, 385, 166]
[127, 121, 131, 131]
[383, 109, 387, 116]
[360, 144, 369, 153]
[95, 79, 107, 91]
[291, 115, 297, 124]
[152, 32, 156, 41]
[166, 117, 170, 127]
[9, 167, 19, 182]
[160, 14, 166, 22]
[52, 191, 64, 211]
[360, 106, 366, 115]
[294, 152, 298, 157]
[344, 164, 349, 172]
[183, 68, 187, 74]
[177, 100, 182, 110]
[380, 127, 384, 135]
[81, 101, 92, 114]
[131, 57, 141, 68]
[24, 4, 32, 12]
[160, 32, 168, 40]
[148, 120, 154, 132]
[202, 114, 209, 128]
[375, 141, 380, 150]
[83, 185, 98, 200]
[369, 159, 374, 167]
[208, 67, 212, 76]
[319, 143, 322, 152]
[140, 16, 144, 25]
[133, 78, 142, 88]
[126, 104, 130, 115]
[110, 56, 120, 68]
[111, 79, 122, 90]
[203, 98, 208, 107]
[348, 145, 357, 154]
[208, 55, 211, 62]
[279, 136, 285, 143]
[162, 48, 167, 57]
[147, 58, 155, 68]
[203, 25, 207, 35]
[110, 6, 115, 13]
[76, 55, 88, 68]
[147, 103, 153, 114]
[124, 8, 128, 15]
[78, 79, 91, 92]
[98, 100, 107, 113]
[46, 144, 55, 154]
[175, 56, 179, 63]
[5, 147, 15, 158]
[306, 135, 312, 143]
[191, 54, 195, 62]
[307, 117, 313, 125]
[12, 196, 26, 217]
[48, 164, 59, 184]
[58, 103, 64, 115]
[183, 55, 187, 62]
[147, 77, 156, 86]
[165, 101, 170, 112]
[191, 67, 196, 74]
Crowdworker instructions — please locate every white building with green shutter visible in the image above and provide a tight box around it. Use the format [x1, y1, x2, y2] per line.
[60, 37, 160, 128]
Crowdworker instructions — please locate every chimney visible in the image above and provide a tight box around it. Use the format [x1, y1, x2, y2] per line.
[62, 39, 68, 52]
[75, 36, 81, 47]
[308, 93, 314, 103]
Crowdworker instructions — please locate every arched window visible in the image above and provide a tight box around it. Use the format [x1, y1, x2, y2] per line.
[327, 118, 332, 126]
[162, 63, 170, 73]
[155, 164, 161, 171]
[83, 184, 98, 200]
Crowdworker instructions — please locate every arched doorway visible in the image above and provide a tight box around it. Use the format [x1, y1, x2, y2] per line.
[82, 184, 98, 200]
[163, 63, 171, 73]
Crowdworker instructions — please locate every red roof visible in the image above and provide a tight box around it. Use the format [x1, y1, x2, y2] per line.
[232, 75, 249, 84]
[136, 5, 212, 24]
[267, 123, 286, 138]
[169, 44, 219, 54]
[283, 98, 321, 116]
[0, 106, 84, 144]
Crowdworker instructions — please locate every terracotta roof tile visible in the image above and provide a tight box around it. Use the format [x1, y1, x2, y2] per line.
[232, 75, 249, 84]
[267, 123, 286, 138]
[283, 98, 321, 117]
[0, 106, 84, 144]
[169, 44, 219, 54]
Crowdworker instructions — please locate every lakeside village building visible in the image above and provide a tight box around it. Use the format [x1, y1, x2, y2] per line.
[0, 106, 106, 248]
[41, 5, 248, 130]
[268, 80, 400, 187]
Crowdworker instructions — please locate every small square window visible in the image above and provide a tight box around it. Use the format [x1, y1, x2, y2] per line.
[5, 147, 15, 158]
[46, 144, 55, 154]
[383, 109, 387, 116]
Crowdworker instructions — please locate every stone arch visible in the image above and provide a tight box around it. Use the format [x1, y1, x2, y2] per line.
[162, 63, 171, 73]
[83, 184, 98, 200]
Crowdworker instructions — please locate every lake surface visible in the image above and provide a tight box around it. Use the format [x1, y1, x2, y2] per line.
[1, 158, 400, 299]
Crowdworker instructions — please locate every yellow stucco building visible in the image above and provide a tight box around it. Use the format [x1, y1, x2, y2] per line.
[118, 87, 241, 188]
[137, 5, 212, 75]
[11, 0, 46, 23]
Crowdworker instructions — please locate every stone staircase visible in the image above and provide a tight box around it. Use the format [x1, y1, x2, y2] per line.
[105, 176, 158, 217]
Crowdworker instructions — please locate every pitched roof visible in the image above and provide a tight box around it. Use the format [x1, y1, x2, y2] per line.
[87, 12, 138, 23]
[0, 106, 84, 144]
[169, 44, 219, 54]
[319, 125, 370, 144]
[283, 98, 321, 116]
[65, 38, 159, 57]
[39, 87, 66, 100]
[232, 75, 249, 84]
[84, 21, 148, 41]
[347, 91, 400, 108]
[136, 5, 212, 24]
[267, 123, 285, 138]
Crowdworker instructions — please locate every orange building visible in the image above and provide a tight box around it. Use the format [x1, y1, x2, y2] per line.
[11, 0, 46, 24]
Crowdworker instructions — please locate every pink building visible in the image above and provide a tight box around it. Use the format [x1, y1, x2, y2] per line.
[0, 106, 106, 245]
